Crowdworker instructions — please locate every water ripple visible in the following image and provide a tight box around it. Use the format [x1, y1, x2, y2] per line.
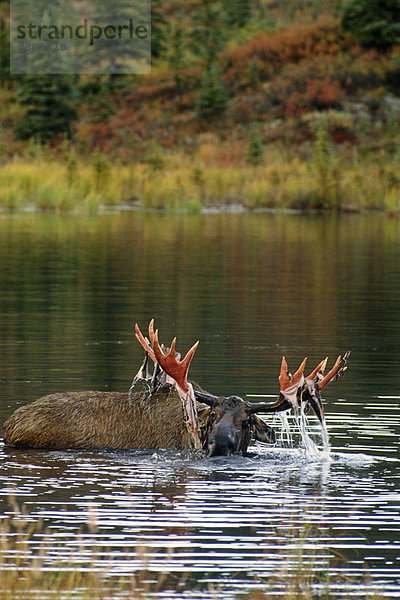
[1, 410, 400, 599]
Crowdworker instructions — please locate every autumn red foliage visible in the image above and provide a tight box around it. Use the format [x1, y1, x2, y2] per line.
[222, 17, 351, 88]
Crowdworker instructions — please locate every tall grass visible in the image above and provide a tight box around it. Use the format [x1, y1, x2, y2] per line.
[0, 497, 386, 600]
[0, 495, 186, 600]
[0, 144, 399, 214]
[244, 519, 386, 600]
[0, 159, 138, 213]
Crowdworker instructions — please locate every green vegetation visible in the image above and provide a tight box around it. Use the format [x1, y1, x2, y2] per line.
[340, 0, 400, 49]
[0, 0, 399, 214]
[14, 75, 78, 144]
[223, 0, 252, 28]
[0, 9, 10, 86]
[196, 61, 229, 120]
[246, 121, 265, 165]
[151, 0, 168, 59]
[1, 141, 399, 213]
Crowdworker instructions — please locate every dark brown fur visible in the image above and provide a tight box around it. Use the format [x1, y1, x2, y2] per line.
[3, 386, 193, 450]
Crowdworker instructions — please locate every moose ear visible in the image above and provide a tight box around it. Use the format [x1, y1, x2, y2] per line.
[251, 415, 276, 444]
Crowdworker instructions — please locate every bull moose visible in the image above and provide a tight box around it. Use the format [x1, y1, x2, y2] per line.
[3, 320, 349, 456]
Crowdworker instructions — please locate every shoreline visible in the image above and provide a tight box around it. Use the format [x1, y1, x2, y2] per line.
[1, 154, 399, 217]
[0, 201, 396, 218]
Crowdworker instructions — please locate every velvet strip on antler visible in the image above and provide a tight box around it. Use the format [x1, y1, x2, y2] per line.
[136, 321, 201, 450]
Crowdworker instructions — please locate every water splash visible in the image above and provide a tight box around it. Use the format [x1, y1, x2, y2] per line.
[276, 406, 330, 459]
[297, 406, 320, 458]
[278, 411, 293, 447]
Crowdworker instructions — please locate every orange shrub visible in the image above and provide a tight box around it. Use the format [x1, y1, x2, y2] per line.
[269, 74, 343, 117]
[222, 17, 351, 88]
[305, 77, 343, 108]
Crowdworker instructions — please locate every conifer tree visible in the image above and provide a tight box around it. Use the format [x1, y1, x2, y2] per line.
[223, 0, 251, 28]
[190, 0, 226, 68]
[340, 0, 400, 49]
[151, 0, 167, 59]
[14, 75, 78, 143]
[77, 0, 150, 92]
[0, 12, 10, 86]
[248, 57, 260, 90]
[89, 0, 149, 74]
[246, 122, 264, 165]
[169, 24, 185, 91]
[0, 1, 10, 85]
[196, 61, 229, 120]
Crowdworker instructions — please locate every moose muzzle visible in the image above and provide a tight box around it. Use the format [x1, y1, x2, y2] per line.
[207, 413, 237, 456]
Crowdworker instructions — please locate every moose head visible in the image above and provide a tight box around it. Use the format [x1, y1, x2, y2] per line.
[135, 320, 349, 457]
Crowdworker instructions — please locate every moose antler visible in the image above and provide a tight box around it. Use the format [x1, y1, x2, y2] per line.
[278, 356, 307, 409]
[279, 356, 307, 391]
[302, 353, 350, 427]
[129, 321, 160, 396]
[278, 354, 346, 433]
[246, 356, 308, 415]
[317, 352, 350, 390]
[135, 321, 156, 363]
[137, 321, 201, 450]
[135, 319, 183, 382]
[152, 329, 199, 394]
[302, 357, 328, 427]
[306, 358, 328, 384]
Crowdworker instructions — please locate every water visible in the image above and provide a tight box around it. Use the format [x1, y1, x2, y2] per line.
[0, 210, 400, 598]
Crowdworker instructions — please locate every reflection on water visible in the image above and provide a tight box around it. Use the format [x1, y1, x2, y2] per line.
[0, 211, 400, 598]
[1, 441, 399, 598]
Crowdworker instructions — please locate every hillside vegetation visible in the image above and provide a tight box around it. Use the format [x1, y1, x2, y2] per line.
[1, 0, 400, 214]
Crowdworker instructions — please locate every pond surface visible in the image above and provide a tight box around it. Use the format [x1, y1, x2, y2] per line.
[0, 210, 399, 598]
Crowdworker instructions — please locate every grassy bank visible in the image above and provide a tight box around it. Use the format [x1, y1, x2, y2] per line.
[0, 142, 399, 215]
